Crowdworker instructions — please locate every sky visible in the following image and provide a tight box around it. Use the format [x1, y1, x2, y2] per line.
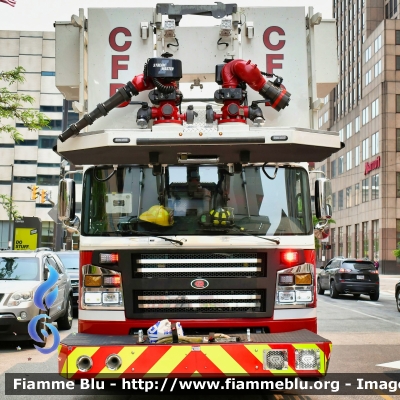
[0, 0, 333, 32]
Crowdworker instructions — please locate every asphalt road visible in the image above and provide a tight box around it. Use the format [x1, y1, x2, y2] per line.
[1, 276, 400, 400]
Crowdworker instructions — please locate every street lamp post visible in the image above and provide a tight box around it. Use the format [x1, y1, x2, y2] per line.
[8, 164, 14, 249]
[0, 164, 14, 249]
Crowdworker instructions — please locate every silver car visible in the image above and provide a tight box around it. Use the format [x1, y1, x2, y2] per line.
[55, 251, 79, 312]
[0, 248, 73, 344]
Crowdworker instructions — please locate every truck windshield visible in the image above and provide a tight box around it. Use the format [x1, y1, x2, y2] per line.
[82, 165, 312, 237]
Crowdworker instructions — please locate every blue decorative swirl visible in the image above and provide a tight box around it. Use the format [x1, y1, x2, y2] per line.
[34, 265, 59, 311]
[28, 314, 61, 354]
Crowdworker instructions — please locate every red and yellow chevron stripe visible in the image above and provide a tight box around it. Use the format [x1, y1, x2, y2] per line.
[58, 340, 331, 379]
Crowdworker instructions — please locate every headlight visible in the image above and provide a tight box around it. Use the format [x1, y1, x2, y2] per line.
[82, 265, 124, 310]
[7, 291, 33, 307]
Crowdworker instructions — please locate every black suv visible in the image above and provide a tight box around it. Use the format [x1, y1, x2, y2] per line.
[318, 257, 379, 301]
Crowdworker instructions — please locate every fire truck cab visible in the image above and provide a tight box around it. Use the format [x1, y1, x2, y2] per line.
[54, 3, 340, 379]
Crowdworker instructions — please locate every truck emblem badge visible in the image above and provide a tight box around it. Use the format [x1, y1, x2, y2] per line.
[191, 279, 209, 289]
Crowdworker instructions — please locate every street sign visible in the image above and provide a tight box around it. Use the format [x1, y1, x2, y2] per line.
[48, 205, 58, 222]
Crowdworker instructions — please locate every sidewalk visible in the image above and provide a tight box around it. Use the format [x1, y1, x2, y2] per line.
[379, 275, 400, 295]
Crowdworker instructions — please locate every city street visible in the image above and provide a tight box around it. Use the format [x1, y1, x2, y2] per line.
[1, 275, 400, 399]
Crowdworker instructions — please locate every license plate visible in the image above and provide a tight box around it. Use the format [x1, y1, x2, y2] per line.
[356, 275, 364, 280]
[73, 293, 79, 296]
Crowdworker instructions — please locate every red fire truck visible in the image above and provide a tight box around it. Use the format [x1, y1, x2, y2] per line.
[54, 3, 340, 380]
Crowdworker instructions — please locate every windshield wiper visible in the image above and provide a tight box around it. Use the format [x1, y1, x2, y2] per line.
[197, 227, 280, 244]
[116, 230, 184, 246]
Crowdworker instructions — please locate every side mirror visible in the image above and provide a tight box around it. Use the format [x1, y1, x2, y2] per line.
[58, 178, 76, 222]
[320, 265, 325, 269]
[315, 178, 332, 220]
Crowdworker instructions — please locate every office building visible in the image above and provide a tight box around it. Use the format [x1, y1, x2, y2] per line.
[316, 0, 400, 273]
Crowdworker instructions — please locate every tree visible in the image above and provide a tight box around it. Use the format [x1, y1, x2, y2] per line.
[1, 66, 50, 143]
[0, 194, 21, 220]
[392, 244, 400, 259]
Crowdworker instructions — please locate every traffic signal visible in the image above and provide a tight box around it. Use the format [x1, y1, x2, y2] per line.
[31, 185, 39, 200]
[40, 189, 47, 204]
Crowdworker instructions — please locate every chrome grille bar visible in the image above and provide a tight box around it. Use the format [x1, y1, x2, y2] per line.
[138, 267, 260, 273]
[139, 302, 261, 309]
[137, 258, 261, 264]
[138, 294, 261, 300]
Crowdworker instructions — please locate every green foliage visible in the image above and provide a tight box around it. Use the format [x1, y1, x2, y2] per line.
[0, 194, 21, 221]
[393, 243, 400, 259]
[0, 66, 50, 143]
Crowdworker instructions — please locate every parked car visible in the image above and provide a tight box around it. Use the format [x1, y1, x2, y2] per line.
[55, 251, 79, 312]
[0, 249, 73, 344]
[396, 281, 400, 312]
[317, 257, 379, 301]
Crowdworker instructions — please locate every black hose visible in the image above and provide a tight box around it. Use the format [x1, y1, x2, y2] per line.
[152, 77, 175, 94]
[262, 163, 279, 180]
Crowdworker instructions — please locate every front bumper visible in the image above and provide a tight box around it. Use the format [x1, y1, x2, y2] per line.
[0, 314, 30, 340]
[336, 281, 379, 294]
[59, 329, 331, 379]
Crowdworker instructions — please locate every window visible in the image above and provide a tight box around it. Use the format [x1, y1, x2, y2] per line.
[38, 163, 60, 168]
[362, 106, 369, 125]
[346, 186, 352, 208]
[331, 160, 336, 178]
[41, 71, 55, 76]
[331, 227, 336, 257]
[371, 174, 379, 200]
[355, 145, 360, 166]
[338, 189, 344, 210]
[37, 175, 60, 186]
[346, 225, 352, 257]
[396, 56, 400, 70]
[355, 116, 360, 133]
[324, 111, 328, 123]
[372, 220, 379, 260]
[346, 122, 352, 139]
[374, 35, 382, 52]
[338, 156, 344, 175]
[355, 183, 360, 205]
[362, 222, 369, 258]
[13, 176, 36, 183]
[365, 46, 371, 62]
[397, 172, 400, 197]
[397, 95, 400, 113]
[371, 99, 379, 119]
[396, 221, 400, 263]
[365, 70, 372, 85]
[397, 129, 400, 151]
[355, 223, 359, 258]
[14, 160, 36, 165]
[346, 151, 352, 170]
[339, 129, 344, 141]
[362, 177, 369, 202]
[319, 116, 323, 128]
[41, 120, 62, 130]
[40, 106, 63, 113]
[396, 30, 400, 45]
[362, 138, 369, 160]
[14, 139, 38, 146]
[371, 132, 379, 155]
[374, 60, 382, 77]
[332, 192, 336, 212]
[321, 164, 326, 174]
[38, 136, 57, 149]
[338, 227, 344, 255]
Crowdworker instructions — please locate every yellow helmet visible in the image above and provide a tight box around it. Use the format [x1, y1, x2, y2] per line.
[139, 205, 174, 227]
